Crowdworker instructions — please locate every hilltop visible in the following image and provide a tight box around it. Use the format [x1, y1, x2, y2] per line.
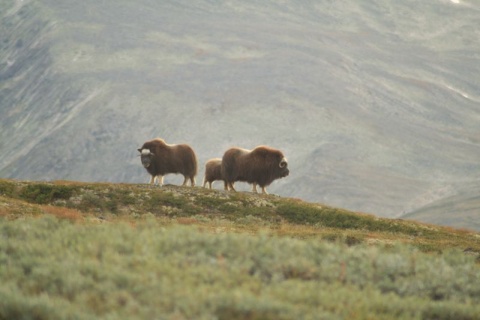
[1, 179, 479, 253]
[1, 0, 480, 222]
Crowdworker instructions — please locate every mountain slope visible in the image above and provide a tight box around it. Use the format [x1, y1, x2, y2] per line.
[1, 0, 480, 219]
[402, 181, 480, 231]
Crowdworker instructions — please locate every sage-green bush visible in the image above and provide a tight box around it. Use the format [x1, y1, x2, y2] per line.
[19, 184, 75, 205]
[1, 216, 479, 319]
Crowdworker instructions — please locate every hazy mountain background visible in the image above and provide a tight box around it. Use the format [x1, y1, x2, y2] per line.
[1, 0, 480, 229]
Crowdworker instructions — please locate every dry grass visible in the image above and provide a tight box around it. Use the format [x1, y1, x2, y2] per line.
[40, 205, 84, 222]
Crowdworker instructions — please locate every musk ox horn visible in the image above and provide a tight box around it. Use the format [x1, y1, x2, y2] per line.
[279, 158, 288, 168]
[139, 149, 153, 156]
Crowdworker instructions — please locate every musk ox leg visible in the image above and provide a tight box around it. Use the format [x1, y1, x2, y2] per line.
[149, 176, 156, 185]
[223, 181, 228, 191]
[190, 177, 196, 187]
[261, 186, 268, 195]
[203, 179, 213, 189]
[149, 175, 163, 186]
[251, 183, 258, 193]
[227, 182, 236, 192]
[182, 176, 195, 187]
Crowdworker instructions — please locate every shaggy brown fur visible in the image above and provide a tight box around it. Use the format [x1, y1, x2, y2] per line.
[202, 158, 228, 190]
[221, 146, 289, 194]
[137, 138, 197, 186]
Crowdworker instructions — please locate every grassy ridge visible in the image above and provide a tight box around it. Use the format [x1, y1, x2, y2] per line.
[1, 179, 479, 253]
[1, 179, 480, 319]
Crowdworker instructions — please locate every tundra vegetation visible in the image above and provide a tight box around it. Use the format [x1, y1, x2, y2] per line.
[1, 179, 480, 319]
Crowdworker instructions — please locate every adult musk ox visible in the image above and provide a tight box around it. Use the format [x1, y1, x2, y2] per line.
[221, 146, 289, 194]
[137, 138, 197, 187]
[202, 158, 228, 190]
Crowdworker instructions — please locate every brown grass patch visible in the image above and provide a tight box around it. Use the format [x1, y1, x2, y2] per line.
[0, 207, 8, 217]
[41, 205, 84, 222]
[176, 217, 200, 225]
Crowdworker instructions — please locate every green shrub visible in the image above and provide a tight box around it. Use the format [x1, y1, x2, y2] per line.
[276, 202, 362, 227]
[78, 193, 105, 212]
[218, 203, 238, 214]
[19, 184, 74, 204]
[0, 180, 15, 197]
[147, 191, 185, 208]
[195, 195, 229, 209]
[140, 191, 201, 216]
[1, 217, 479, 319]
[105, 189, 137, 207]
[276, 202, 424, 236]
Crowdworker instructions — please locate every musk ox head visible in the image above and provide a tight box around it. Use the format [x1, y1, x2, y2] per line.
[278, 157, 289, 178]
[138, 148, 154, 168]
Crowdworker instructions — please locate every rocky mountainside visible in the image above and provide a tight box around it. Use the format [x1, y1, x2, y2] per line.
[1, 0, 480, 220]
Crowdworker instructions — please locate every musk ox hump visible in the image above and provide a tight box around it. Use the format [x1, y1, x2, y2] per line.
[251, 145, 283, 160]
[138, 138, 167, 151]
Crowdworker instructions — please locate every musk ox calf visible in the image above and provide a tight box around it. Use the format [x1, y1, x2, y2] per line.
[137, 138, 197, 187]
[221, 146, 289, 194]
[202, 158, 229, 190]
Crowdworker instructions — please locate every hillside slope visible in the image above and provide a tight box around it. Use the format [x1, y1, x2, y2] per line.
[1, 179, 480, 251]
[402, 181, 480, 231]
[1, 0, 480, 220]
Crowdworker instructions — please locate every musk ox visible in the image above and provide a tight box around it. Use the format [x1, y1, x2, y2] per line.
[137, 138, 197, 187]
[221, 146, 289, 194]
[202, 158, 229, 190]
